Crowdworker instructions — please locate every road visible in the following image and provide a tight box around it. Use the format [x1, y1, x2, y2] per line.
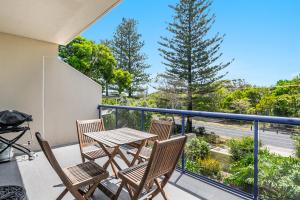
[175, 120, 295, 150]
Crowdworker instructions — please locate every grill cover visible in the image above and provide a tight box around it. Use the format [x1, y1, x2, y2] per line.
[0, 110, 32, 128]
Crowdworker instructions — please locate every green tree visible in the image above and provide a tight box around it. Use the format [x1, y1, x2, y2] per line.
[113, 69, 133, 95]
[155, 73, 185, 109]
[110, 18, 150, 97]
[231, 98, 251, 114]
[256, 95, 276, 115]
[59, 36, 95, 78]
[273, 77, 300, 96]
[59, 36, 117, 96]
[273, 94, 295, 117]
[158, 0, 231, 131]
[94, 44, 117, 96]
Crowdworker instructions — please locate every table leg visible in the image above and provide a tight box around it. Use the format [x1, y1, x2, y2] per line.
[102, 145, 119, 170]
[129, 140, 146, 166]
[117, 149, 131, 166]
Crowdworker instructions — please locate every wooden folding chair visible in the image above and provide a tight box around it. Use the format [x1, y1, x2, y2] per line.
[35, 132, 109, 200]
[127, 119, 173, 162]
[115, 136, 187, 200]
[77, 119, 118, 176]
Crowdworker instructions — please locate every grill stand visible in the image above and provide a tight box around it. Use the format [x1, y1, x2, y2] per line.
[0, 127, 34, 161]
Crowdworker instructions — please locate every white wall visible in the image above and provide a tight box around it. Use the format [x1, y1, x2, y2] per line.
[0, 32, 101, 150]
[43, 57, 101, 146]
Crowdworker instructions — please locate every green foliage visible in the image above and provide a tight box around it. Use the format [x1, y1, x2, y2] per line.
[185, 159, 200, 173]
[102, 96, 155, 130]
[195, 86, 227, 112]
[102, 97, 120, 105]
[194, 77, 300, 118]
[259, 152, 300, 200]
[273, 77, 300, 96]
[227, 137, 255, 161]
[198, 158, 221, 179]
[225, 150, 300, 200]
[113, 69, 133, 95]
[256, 95, 276, 115]
[202, 132, 220, 145]
[193, 126, 207, 136]
[220, 85, 268, 114]
[158, 0, 231, 131]
[224, 152, 254, 187]
[110, 18, 150, 97]
[185, 138, 210, 161]
[59, 36, 135, 96]
[273, 94, 293, 116]
[225, 135, 300, 199]
[59, 36, 96, 78]
[292, 135, 300, 158]
[154, 73, 185, 109]
[94, 44, 117, 95]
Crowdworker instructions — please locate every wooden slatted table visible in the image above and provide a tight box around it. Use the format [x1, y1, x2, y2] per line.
[84, 128, 157, 173]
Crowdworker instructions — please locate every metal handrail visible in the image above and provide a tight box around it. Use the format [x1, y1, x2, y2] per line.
[98, 104, 300, 200]
[98, 104, 300, 125]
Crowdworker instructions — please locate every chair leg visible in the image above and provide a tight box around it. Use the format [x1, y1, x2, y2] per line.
[111, 163, 118, 178]
[56, 188, 68, 200]
[114, 181, 124, 200]
[84, 182, 99, 199]
[81, 155, 86, 163]
[69, 189, 86, 200]
[125, 183, 135, 200]
[149, 179, 169, 200]
[137, 157, 144, 164]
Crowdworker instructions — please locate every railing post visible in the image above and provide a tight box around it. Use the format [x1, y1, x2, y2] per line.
[141, 110, 145, 131]
[98, 106, 102, 118]
[115, 108, 118, 128]
[253, 120, 259, 200]
[181, 114, 185, 173]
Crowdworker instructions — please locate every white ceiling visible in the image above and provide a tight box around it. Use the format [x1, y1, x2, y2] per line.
[0, 0, 121, 45]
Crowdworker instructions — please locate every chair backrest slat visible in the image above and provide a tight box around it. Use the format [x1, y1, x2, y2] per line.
[141, 136, 187, 186]
[76, 119, 105, 148]
[35, 132, 72, 187]
[149, 120, 173, 142]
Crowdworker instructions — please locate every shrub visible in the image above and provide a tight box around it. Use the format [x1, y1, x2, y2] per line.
[292, 135, 300, 158]
[102, 96, 154, 130]
[102, 97, 120, 105]
[185, 138, 210, 161]
[198, 158, 221, 179]
[224, 152, 254, 189]
[225, 149, 300, 200]
[193, 126, 206, 136]
[185, 159, 200, 173]
[203, 132, 220, 144]
[227, 137, 255, 161]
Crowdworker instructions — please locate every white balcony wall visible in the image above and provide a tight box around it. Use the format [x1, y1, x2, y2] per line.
[43, 57, 101, 146]
[0, 32, 101, 150]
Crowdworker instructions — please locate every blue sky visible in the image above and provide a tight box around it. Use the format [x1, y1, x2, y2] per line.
[82, 0, 300, 89]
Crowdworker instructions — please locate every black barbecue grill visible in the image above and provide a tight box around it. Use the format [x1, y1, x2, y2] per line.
[0, 110, 33, 160]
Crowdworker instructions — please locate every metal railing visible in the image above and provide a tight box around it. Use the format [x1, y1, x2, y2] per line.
[98, 104, 300, 200]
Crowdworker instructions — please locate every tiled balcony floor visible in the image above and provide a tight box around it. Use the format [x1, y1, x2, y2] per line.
[0, 144, 247, 200]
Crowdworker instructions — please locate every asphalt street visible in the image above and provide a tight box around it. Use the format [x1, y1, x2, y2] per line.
[176, 120, 295, 150]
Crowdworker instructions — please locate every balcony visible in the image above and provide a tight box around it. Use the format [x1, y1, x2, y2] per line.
[1, 104, 300, 200]
[1, 144, 244, 200]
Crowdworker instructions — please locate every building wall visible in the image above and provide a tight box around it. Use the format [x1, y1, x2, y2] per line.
[0, 32, 101, 150]
[43, 57, 101, 146]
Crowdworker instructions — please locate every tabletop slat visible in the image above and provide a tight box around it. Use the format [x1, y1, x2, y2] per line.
[118, 128, 157, 140]
[84, 132, 117, 147]
[83, 128, 157, 146]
